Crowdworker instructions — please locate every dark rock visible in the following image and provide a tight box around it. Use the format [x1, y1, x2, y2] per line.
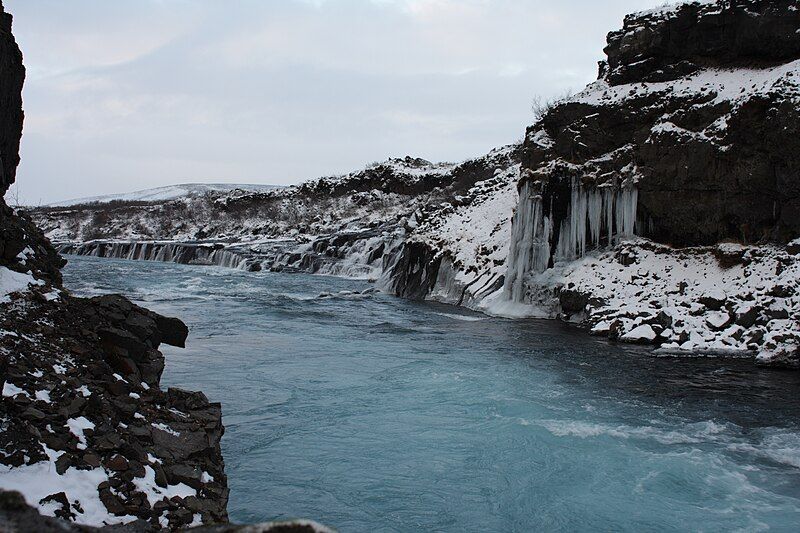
[735, 305, 760, 328]
[151, 426, 210, 462]
[166, 464, 203, 489]
[83, 452, 101, 468]
[756, 345, 800, 370]
[98, 487, 127, 516]
[55, 453, 73, 475]
[105, 454, 130, 472]
[38, 492, 75, 522]
[558, 287, 589, 314]
[152, 315, 189, 348]
[765, 306, 790, 320]
[698, 294, 727, 311]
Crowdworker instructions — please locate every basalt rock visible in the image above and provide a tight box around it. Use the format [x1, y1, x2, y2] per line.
[509, 0, 800, 294]
[604, 0, 800, 85]
[0, 0, 24, 196]
[0, 490, 334, 532]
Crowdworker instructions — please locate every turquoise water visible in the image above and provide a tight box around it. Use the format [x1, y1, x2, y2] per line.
[63, 256, 800, 532]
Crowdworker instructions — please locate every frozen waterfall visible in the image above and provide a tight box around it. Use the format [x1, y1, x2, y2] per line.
[503, 178, 639, 303]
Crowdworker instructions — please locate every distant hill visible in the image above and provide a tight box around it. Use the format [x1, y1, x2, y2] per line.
[48, 183, 285, 207]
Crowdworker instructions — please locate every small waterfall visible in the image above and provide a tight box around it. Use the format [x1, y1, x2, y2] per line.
[504, 177, 639, 303]
[58, 241, 256, 271]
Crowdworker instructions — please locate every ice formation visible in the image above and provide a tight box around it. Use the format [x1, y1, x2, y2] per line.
[503, 178, 639, 303]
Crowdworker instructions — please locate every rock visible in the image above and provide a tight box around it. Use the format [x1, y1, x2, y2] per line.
[83, 452, 101, 468]
[153, 315, 189, 348]
[705, 311, 733, 331]
[735, 305, 760, 328]
[166, 464, 203, 489]
[98, 487, 127, 516]
[98, 327, 148, 360]
[54, 453, 73, 475]
[151, 426, 209, 462]
[558, 287, 589, 314]
[764, 304, 790, 320]
[604, 0, 800, 86]
[38, 492, 74, 522]
[105, 454, 130, 472]
[713, 244, 748, 268]
[698, 290, 727, 311]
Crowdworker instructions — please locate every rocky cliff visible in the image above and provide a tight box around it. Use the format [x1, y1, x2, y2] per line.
[0, 1, 234, 528]
[498, 0, 800, 365]
[0, 0, 23, 197]
[515, 0, 800, 255]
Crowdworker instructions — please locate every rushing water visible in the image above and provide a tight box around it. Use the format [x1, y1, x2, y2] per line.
[62, 255, 800, 532]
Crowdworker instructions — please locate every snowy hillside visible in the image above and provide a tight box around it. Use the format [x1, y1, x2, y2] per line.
[49, 183, 285, 207]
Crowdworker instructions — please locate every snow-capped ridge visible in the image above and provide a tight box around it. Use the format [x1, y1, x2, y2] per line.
[49, 183, 285, 207]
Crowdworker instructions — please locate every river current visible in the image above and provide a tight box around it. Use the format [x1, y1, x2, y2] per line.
[62, 256, 800, 532]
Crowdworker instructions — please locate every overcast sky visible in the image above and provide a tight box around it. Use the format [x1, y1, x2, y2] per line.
[5, 0, 661, 205]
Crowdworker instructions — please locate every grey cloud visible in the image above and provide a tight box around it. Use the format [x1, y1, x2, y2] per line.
[5, 0, 661, 204]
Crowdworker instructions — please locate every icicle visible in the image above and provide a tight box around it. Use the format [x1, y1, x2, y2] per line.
[503, 181, 552, 302]
[504, 177, 640, 304]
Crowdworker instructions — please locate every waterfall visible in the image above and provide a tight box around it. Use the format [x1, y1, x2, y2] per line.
[58, 241, 255, 271]
[504, 177, 639, 302]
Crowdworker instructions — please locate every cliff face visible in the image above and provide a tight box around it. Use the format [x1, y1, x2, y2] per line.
[512, 0, 800, 278]
[0, 0, 23, 196]
[603, 0, 800, 85]
[499, 0, 800, 367]
[0, 3, 231, 529]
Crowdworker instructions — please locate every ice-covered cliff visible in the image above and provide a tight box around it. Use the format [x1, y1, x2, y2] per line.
[497, 0, 800, 365]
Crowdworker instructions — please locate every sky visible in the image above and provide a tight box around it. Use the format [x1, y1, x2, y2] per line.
[4, 0, 663, 205]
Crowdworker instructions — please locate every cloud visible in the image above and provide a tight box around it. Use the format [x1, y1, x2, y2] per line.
[5, 0, 661, 204]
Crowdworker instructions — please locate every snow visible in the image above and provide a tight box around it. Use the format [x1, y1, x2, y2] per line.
[151, 422, 180, 437]
[578, 59, 800, 109]
[0, 445, 134, 527]
[2, 382, 28, 398]
[65, 417, 95, 450]
[0, 266, 43, 303]
[48, 183, 285, 207]
[407, 155, 520, 307]
[621, 324, 657, 342]
[131, 466, 195, 506]
[498, 238, 799, 356]
[35, 390, 51, 403]
[633, 0, 717, 18]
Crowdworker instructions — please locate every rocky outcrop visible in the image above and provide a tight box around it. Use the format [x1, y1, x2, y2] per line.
[1, 290, 228, 527]
[0, 490, 333, 532]
[0, 0, 24, 195]
[513, 0, 800, 267]
[500, 0, 800, 364]
[603, 0, 800, 85]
